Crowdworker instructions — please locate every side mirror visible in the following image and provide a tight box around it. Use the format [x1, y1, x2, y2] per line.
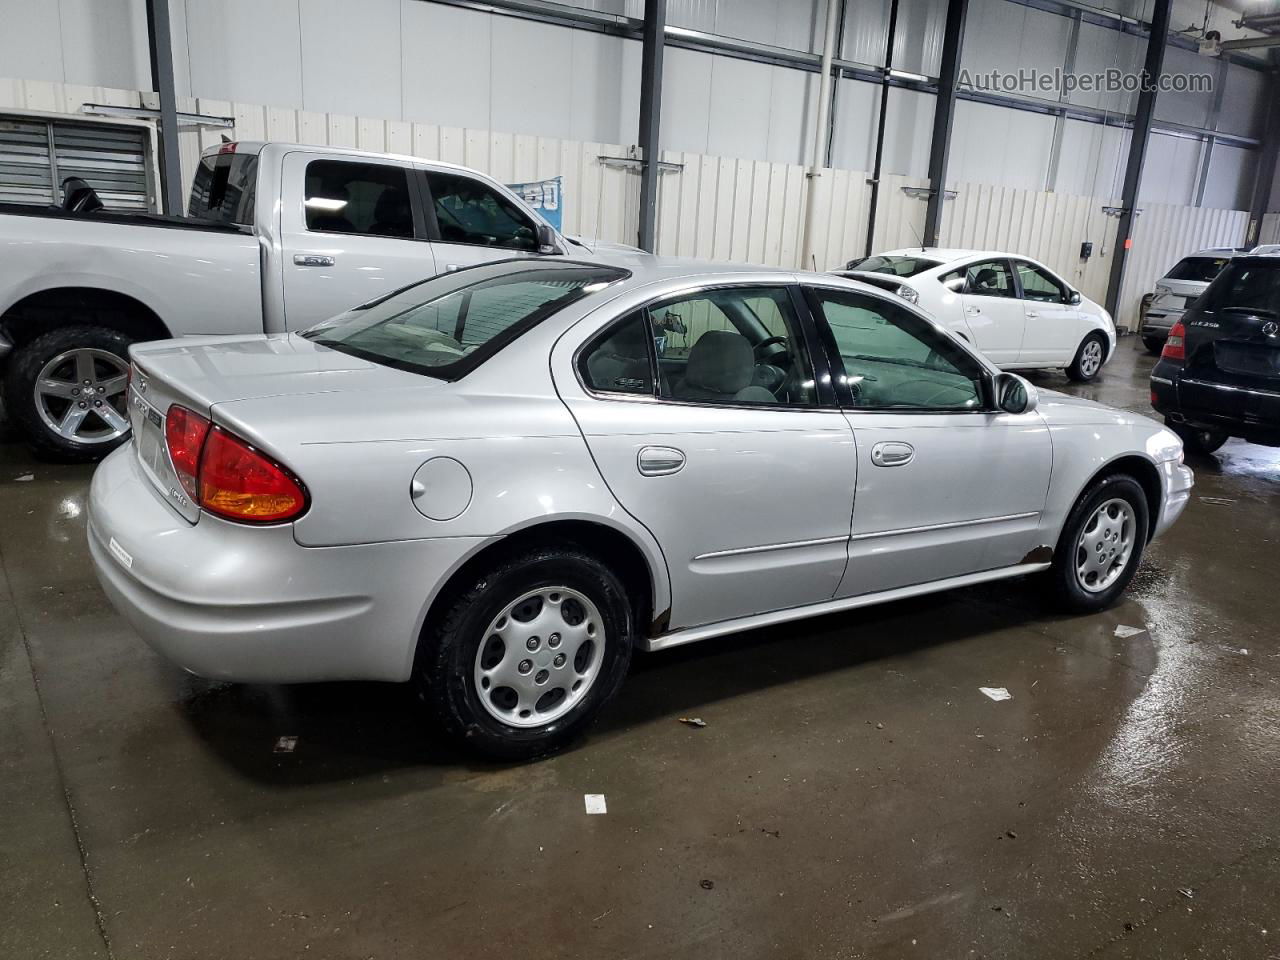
[944, 277, 965, 293]
[1069, 290, 1082, 306]
[996, 372, 1038, 415]
[536, 223, 560, 256]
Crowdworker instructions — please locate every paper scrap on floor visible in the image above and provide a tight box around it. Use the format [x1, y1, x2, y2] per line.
[980, 687, 1012, 702]
[584, 794, 607, 815]
[1114, 625, 1145, 638]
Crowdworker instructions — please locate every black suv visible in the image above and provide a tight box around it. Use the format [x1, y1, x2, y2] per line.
[1150, 255, 1280, 453]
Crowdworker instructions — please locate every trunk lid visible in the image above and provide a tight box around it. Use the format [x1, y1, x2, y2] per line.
[127, 334, 444, 520]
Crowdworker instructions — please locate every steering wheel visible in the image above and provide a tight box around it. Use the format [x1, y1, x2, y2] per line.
[754, 335, 790, 365]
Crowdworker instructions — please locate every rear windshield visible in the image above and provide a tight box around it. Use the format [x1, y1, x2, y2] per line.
[189, 150, 258, 226]
[1166, 256, 1230, 283]
[1199, 261, 1280, 316]
[844, 255, 941, 277]
[300, 260, 629, 379]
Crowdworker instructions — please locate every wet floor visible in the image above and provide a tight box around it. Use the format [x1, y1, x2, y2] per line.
[2, 339, 1278, 959]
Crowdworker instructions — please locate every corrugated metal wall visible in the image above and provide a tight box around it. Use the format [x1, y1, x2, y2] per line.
[0, 76, 1256, 332]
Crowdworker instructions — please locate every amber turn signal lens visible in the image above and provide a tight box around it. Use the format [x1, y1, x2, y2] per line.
[197, 427, 307, 523]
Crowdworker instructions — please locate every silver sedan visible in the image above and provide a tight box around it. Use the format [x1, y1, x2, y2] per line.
[88, 256, 1193, 758]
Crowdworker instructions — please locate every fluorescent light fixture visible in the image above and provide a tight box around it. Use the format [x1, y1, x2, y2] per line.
[888, 69, 930, 82]
[304, 197, 347, 211]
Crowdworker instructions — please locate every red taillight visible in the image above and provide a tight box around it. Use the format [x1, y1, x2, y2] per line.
[1162, 322, 1186, 361]
[165, 405, 211, 501]
[1150, 389, 1160, 408]
[163, 405, 306, 523]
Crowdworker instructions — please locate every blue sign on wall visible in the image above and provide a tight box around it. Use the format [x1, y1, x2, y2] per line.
[507, 176, 562, 232]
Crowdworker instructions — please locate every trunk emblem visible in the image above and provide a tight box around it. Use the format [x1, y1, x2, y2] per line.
[1263, 321, 1278, 338]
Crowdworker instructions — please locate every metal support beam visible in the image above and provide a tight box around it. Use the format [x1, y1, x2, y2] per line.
[1193, 57, 1230, 207]
[1045, 9, 1081, 192]
[864, 0, 901, 256]
[1246, 71, 1280, 247]
[923, 0, 968, 246]
[1104, 0, 1171, 320]
[800, 0, 843, 271]
[636, 0, 665, 252]
[145, 0, 184, 216]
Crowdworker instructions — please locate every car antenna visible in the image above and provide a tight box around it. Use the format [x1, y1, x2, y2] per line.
[905, 219, 927, 253]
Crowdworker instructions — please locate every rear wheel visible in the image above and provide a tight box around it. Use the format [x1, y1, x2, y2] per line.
[1169, 420, 1227, 456]
[3, 325, 133, 461]
[1048, 473, 1149, 613]
[1142, 336, 1164, 355]
[415, 545, 635, 760]
[1066, 333, 1107, 382]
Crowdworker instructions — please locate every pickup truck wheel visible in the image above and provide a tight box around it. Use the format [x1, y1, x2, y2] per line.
[1066, 333, 1107, 382]
[4, 325, 133, 462]
[1048, 473, 1149, 614]
[415, 544, 634, 760]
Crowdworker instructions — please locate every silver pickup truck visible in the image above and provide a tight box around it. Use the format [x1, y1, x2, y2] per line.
[0, 140, 622, 459]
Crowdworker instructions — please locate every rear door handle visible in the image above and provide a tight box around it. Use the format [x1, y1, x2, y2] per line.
[293, 254, 335, 267]
[1026, 310, 1039, 318]
[637, 445, 685, 476]
[871, 441, 914, 467]
[966, 305, 980, 315]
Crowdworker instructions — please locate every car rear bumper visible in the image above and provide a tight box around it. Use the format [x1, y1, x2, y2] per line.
[1151, 363, 1280, 446]
[1141, 311, 1181, 335]
[87, 445, 489, 683]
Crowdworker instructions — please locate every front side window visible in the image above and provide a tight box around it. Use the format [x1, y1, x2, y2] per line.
[302, 261, 627, 379]
[1015, 262, 1067, 303]
[963, 260, 1016, 299]
[813, 289, 984, 410]
[426, 172, 538, 250]
[304, 160, 414, 238]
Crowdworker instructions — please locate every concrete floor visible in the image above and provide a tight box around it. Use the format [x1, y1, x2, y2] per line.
[2, 339, 1278, 960]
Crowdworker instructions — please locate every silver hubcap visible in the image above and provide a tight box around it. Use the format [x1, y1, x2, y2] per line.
[1075, 497, 1135, 593]
[473, 586, 605, 728]
[1080, 340, 1103, 377]
[34, 348, 130, 443]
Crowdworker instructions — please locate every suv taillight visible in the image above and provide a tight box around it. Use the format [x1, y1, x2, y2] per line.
[1162, 321, 1186, 361]
[163, 405, 307, 523]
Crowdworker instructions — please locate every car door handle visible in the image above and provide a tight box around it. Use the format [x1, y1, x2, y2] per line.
[870, 441, 914, 467]
[966, 305, 980, 315]
[637, 445, 685, 476]
[293, 254, 335, 267]
[1026, 310, 1039, 318]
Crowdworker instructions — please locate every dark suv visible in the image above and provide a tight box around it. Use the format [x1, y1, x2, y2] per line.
[1150, 255, 1280, 453]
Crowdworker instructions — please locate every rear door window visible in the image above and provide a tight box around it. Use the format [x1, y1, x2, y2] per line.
[303, 159, 415, 238]
[962, 260, 1016, 299]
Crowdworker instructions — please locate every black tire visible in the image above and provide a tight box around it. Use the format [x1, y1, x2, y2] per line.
[414, 544, 636, 760]
[1065, 332, 1108, 382]
[1169, 421, 1227, 456]
[1142, 336, 1164, 355]
[1048, 473, 1149, 614]
[3, 325, 134, 462]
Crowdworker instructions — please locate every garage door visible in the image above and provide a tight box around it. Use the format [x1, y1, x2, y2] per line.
[0, 115, 154, 211]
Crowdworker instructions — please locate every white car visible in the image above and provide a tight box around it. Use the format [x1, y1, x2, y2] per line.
[838, 248, 1116, 382]
[88, 256, 1191, 759]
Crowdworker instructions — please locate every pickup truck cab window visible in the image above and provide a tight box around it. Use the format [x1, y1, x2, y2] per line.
[425, 172, 538, 251]
[304, 159, 414, 238]
[189, 151, 258, 226]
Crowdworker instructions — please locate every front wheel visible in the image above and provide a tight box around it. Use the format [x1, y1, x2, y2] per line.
[414, 545, 635, 760]
[3, 325, 134, 461]
[1066, 333, 1107, 382]
[1048, 473, 1149, 613]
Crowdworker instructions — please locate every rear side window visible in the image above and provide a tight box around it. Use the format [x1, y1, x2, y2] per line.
[301, 261, 628, 379]
[425, 172, 538, 250]
[962, 260, 1016, 299]
[189, 151, 258, 226]
[1200, 262, 1280, 315]
[304, 160, 414, 238]
[1166, 256, 1230, 283]
[580, 313, 654, 395]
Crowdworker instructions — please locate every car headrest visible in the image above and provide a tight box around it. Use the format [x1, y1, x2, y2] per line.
[685, 330, 753, 394]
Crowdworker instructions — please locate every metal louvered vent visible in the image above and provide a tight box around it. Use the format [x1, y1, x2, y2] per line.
[0, 115, 154, 211]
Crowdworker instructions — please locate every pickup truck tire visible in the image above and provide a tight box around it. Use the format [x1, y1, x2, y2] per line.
[4, 325, 134, 462]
